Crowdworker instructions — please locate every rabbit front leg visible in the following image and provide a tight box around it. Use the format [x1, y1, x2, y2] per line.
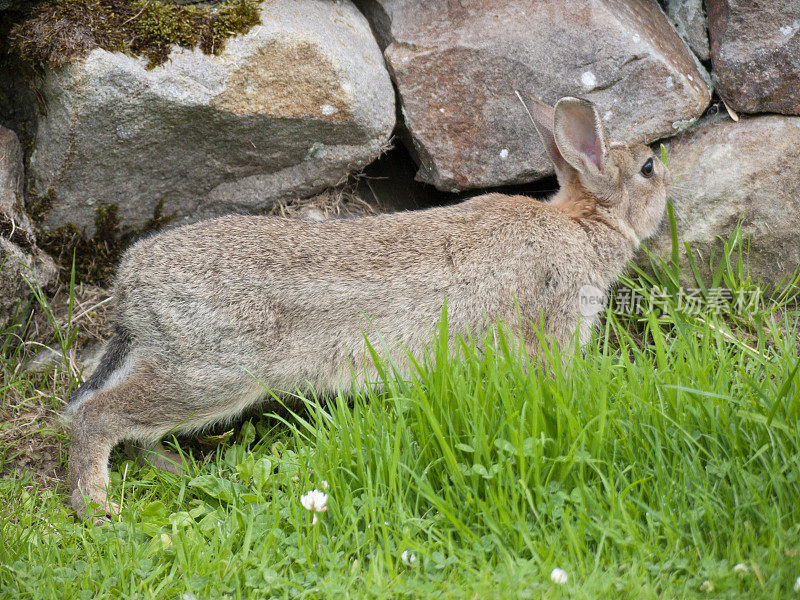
[516, 305, 587, 367]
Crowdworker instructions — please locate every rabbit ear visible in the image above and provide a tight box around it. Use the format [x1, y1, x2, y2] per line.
[515, 91, 571, 176]
[553, 97, 609, 177]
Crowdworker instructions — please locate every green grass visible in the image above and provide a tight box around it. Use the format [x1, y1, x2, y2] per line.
[1, 219, 800, 598]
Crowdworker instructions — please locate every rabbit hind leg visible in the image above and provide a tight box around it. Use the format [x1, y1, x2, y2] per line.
[67, 366, 189, 520]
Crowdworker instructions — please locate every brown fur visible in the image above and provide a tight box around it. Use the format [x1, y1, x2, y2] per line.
[549, 188, 597, 219]
[64, 97, 670, 519]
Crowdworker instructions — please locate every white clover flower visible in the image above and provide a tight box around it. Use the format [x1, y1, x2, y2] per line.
[700, 580, 714, 593]
[320, 480, 329, 490]
[300, 489, 328, 525]
[401, 550, 417, 567]
[734, 563, 748, 577]
[300, 489, 328, 512]
[550, 568, 568, 585]
[794, 576, 800, 592]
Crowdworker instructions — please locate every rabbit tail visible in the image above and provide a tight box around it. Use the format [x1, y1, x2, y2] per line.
[63, 327, 134, 419]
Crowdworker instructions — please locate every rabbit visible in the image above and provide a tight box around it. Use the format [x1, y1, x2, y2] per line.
[63, 95, 670, 519]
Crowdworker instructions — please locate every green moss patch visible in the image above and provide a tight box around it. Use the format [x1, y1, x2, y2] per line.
[35, 198, 174, 284]
[37, 205, 122, 284]
[6, 0, 260, 69]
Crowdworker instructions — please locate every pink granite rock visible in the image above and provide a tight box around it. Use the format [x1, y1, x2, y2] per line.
[707, 0, 800, 115]
[358, 0, 711, 191]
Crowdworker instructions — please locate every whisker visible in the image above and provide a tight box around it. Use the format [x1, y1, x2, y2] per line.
[669, 185, 694, 194]
[667, 189, 691, 198]
[668, 192, 694, 201]
[668, 205, 690, 225]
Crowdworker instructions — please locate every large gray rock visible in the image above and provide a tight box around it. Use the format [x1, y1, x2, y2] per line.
[29, 0, 395, 236]
[666, 0, 711, 62]
[648, 115, 800, 288]
[707, 0, 800, 115]
[357, 0, 711, 192]
[1, 127, 57, 325]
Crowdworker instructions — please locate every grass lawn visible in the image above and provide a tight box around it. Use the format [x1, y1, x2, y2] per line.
[1, 221, 799, 599]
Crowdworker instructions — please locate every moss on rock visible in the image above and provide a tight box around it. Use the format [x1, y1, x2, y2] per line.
[5, 0, 260, 69]
[36, 198, 174, 284]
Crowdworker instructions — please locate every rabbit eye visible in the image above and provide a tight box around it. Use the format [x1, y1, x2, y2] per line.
[640, 157, 654, 178]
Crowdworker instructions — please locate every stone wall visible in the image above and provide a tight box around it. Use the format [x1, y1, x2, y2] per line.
[0, 0, 798, 319]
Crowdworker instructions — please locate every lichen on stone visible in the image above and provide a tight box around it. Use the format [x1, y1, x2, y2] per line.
[211, 38, 351, 120]
[671, 118, 697, 132]
[4, 0, 261, 70]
